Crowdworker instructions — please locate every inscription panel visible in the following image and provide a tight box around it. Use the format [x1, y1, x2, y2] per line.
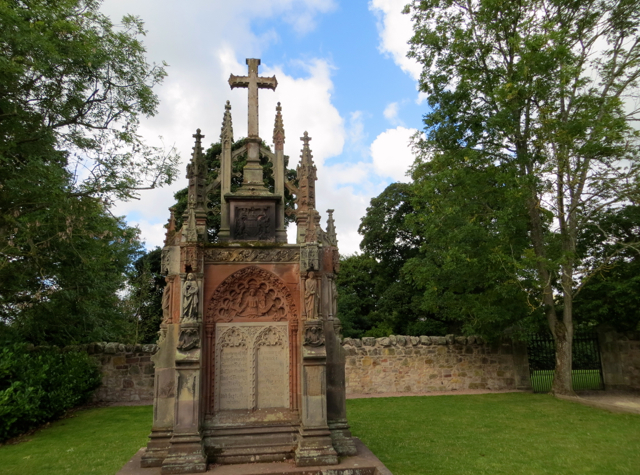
[257, 346, 288, 409]
[219, 347, 249, 410]
[215, 322, 289, 412]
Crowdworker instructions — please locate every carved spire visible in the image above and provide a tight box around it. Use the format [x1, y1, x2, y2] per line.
[273, 102, 285, 151]
[297, 131, 317, 212]
[326, 209, 337, 246]
[164, 207, 176, 246]
[185, 128, 207, 213]
[221, 101, 233, 143]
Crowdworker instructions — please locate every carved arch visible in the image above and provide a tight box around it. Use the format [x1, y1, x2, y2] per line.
[207, 266, 297, 323]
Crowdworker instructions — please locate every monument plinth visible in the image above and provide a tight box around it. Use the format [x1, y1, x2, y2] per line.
[139, 58, 362, 474]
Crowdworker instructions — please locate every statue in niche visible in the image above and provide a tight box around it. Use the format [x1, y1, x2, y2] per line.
[304, 271, 318, 320]
[182, 273, 199, 322]
[162, 281, 172, 324]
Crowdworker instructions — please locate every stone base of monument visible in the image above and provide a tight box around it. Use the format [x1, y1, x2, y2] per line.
[118, 438, 392, 475]
[140, 429, 172, 468]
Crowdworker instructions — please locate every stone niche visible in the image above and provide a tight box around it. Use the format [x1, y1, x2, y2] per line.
[215, 322, 289, 412]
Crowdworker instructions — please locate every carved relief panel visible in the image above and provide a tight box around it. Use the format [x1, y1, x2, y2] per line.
[214, 323, 289, 412]
[230, 201, 276, 241]
[207, 266, 297, 323]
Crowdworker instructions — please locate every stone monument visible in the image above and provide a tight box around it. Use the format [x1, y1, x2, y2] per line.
[141, 58, 357, 474]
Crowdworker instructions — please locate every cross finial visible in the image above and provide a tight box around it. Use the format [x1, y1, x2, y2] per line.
[228, 58, 278, 138]
[301, 131, 311, 147]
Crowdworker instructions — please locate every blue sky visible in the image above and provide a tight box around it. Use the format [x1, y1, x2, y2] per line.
[101, 0, 427, 254]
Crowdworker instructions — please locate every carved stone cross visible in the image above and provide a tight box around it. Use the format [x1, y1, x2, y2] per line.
[229, 59, 278, 138]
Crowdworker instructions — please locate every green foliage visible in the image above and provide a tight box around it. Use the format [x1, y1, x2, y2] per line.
[123, 248, 164, 344]
[172, 138, 297, 242]
[0, 199, 143, 346]
[0, 0, 177, 345]
[404, 150, 541, 339]
[0, 343, 101, 442]
[337, 183, 460, 338]
[405, 0, 640, 390]
[573, 205, 640, 332]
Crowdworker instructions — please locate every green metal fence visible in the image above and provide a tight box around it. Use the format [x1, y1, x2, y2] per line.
[527, 332, 604, 393]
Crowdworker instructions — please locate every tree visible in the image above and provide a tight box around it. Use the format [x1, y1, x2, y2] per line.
[406, 0, 640, 395]
[0, 0, 178, 344]
[404, 150, 540, 340]
[123, 247, 165, 344]
[336, 183, 453, 338]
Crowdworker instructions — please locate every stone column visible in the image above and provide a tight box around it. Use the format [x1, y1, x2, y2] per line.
[324, 274, 357, 456]
[295, 318, 338, 467]
[162, 272, 207, 474]
[141, 323, 180, 467]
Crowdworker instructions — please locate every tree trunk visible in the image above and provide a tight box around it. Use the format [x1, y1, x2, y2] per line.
[551, 321, 575, 396]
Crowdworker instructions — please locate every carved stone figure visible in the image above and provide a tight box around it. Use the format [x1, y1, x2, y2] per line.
[177, 327, 200, 351]
[303, 324, 324, 347]
[162, 282, 172, 324]
[207, 266, 296, 322]
[182, 273, 199, 322]
[304, 271, 318, 320]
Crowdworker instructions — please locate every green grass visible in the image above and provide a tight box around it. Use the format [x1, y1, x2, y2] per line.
[0, 405, 152, 475]
[348, 393, 640, 475]
[1, 394, 639, 475]
[530, 369, 604, 392]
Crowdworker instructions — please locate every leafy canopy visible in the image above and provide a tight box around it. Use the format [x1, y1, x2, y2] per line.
[0, 0, 178, 345]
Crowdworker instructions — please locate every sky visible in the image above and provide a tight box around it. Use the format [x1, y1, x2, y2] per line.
[101, 0, 427, 255]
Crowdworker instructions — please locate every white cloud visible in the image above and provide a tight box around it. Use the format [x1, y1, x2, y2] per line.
[370, 126, 417, 182]
[369, 0, 422, 81]
[383, 101, 399, 121]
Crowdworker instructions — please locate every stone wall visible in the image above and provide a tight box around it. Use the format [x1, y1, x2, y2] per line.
[598, 329, 640, 392]
[83, 331, 640, 402]
[342, 335, 532, 394]
[85, 342, 158, 403]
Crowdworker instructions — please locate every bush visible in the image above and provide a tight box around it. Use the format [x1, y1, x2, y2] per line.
[0, 344, 101, 442]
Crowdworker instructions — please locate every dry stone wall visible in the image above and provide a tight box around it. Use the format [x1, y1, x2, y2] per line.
[84, 342, 158, 403]
[82, 331, 640, 402]
[342, 335, 532, 394]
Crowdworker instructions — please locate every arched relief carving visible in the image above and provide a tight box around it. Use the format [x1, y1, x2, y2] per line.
[207, 266, 297, 323]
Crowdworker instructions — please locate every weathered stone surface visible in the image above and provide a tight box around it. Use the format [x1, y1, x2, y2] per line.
[214, 322, 289, 412]
[377, 337, 391, 347]
[344, 335, 526, 395]
[362, 337, 376, 346]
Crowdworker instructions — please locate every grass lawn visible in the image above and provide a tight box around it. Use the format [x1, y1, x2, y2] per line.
[0, 405, 151, 475]
[349, 393, 640, 475]
[1, 393, 638, 475]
